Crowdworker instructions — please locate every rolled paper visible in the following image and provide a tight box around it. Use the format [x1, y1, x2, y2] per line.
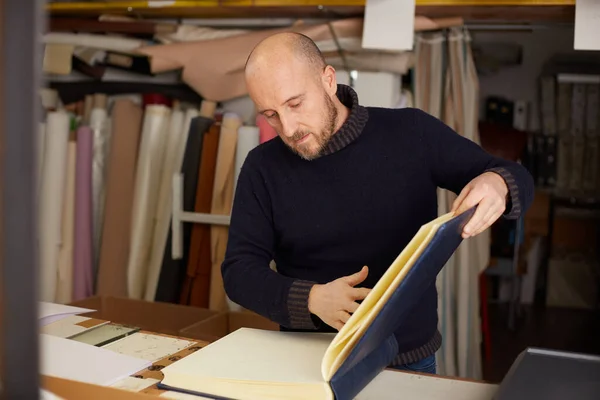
[73, 126, 94, 301]
[143, 109, 185, 301]
[39, 111, 70, 302]
[233, 125, 260, 199]
[127, 104, 171, 299]
[209, 112, 242, 312]
[55, 132, 77, 304]
[90, 107, 110, 281]
[96, 99, 143, 297]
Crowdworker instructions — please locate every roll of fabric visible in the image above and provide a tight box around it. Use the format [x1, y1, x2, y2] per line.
[233, 126, 260, 199]
[96, 99, 143, 297]
[226, 124, 260, 311]
[39, 88, 60, 110]
[180, 119, 221, 307]
[90, 107, 110, 281]
[143, 93, 172, 108]
[127, 104, 171, 299]
[143, 109, 185, 301]
[181, 108, 199, 151]
[209, 113, 241, 312]
[93, 93, 107, 109]
[55, 131, 77, 304]
[154, 115, 213, 303]
[256, 114, 277, 143]
[43, 32, 147, 54]
[73, 126, 94, 301]
[83, 95, 93, 125]
[39, 111, 70, 302]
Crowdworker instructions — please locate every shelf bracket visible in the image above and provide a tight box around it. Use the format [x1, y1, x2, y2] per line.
[171, 172, 231, 259]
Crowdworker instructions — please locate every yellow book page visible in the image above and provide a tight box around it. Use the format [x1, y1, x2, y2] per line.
[321, 211, 455, 380]
[160, 328, 335, 400]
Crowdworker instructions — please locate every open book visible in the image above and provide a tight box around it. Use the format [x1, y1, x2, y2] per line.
[158, 207, 476, 399]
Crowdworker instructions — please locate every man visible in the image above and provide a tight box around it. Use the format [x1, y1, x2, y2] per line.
[221, 32, 533, 374]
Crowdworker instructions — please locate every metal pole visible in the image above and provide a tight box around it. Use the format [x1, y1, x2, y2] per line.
[1, 0, 44, 398]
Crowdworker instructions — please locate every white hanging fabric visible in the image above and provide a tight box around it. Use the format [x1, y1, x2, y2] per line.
[415, 28, 489, 380]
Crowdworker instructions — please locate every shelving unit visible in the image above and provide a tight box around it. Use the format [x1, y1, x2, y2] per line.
[170, 173, 230, 260]
[45, 0, 577, 22]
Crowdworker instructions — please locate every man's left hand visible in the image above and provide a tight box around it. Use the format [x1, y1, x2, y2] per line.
[451, 172, 508, 238]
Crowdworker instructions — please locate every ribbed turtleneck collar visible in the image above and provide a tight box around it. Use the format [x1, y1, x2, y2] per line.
[320, 84, 369, 156]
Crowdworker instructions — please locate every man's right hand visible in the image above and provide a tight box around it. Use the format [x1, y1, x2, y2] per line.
[307, 266, 371, 331]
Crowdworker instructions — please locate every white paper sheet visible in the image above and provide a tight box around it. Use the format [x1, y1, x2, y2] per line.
[40, 389, 65, 400]
[362, 0, 415, 51]
[351, 71, 402, 108]
[39, 302, 94, 326]
[574, 0, 600, 50]
[40, 334, 151, 386]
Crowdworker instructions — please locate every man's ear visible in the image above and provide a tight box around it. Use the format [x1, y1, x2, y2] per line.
[321, 65, 337, 95]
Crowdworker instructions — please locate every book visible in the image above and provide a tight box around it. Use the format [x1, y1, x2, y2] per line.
[157, 207, 476, 400]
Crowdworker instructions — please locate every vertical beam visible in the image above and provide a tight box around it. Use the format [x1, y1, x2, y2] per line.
[1, 0, 44, 398]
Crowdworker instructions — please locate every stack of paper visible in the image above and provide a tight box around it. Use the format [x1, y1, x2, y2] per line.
[39, 302, 94, 326]
[41, 334, 151, 386]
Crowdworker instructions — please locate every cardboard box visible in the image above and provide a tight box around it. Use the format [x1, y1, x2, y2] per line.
[69, 296, 218, 337]
[180, 310, 279, 342]
[42, 376, 160, 399]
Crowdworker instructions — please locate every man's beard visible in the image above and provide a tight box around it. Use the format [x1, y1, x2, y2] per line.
[285, 94, 338, 161]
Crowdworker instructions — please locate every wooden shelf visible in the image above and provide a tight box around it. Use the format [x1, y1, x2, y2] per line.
[46, 1, 576, 21]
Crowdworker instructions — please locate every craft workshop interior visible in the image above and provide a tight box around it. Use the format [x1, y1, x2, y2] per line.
[0, 1, 599, 399]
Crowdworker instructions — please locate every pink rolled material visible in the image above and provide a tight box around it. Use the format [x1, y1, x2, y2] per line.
[256, 114, 277, 144]
[73, 126, 94, 301]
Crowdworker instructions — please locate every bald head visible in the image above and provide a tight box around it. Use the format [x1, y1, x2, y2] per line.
[243, 31, 346, 161]
[245, 32, 326, 79]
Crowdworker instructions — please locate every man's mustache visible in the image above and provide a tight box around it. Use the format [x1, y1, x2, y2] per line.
[291, 131, 310, 142]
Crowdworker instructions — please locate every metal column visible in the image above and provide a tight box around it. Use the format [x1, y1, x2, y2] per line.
[1, 0, 45, 398]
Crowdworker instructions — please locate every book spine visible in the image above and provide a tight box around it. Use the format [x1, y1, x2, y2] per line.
[330, 335, 398, 400]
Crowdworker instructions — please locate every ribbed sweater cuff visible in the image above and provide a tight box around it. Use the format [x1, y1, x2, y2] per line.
[391, 330, 442, 366]
[486, 167, 521, 219]
[287, 280, 318, 330]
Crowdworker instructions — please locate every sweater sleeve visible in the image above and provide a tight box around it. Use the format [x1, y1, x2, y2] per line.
[414, 109, 534, 219]
[221, 154, 318, 330]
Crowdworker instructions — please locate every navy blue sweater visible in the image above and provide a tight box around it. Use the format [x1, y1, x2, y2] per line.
[221, 84, 533, 365]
